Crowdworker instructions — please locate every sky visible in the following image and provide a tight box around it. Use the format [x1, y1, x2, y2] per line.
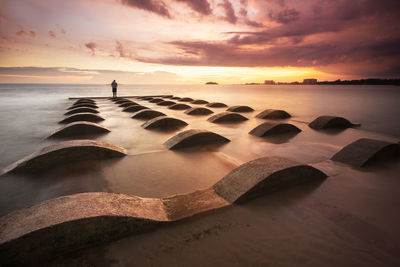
[0, 0, 399, 84]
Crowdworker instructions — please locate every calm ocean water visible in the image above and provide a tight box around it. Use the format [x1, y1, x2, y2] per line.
[0, 83, 399, 167]
[0, 83, 399, 216]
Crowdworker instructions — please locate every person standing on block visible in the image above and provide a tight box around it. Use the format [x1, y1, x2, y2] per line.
[111, 80, 118, 98]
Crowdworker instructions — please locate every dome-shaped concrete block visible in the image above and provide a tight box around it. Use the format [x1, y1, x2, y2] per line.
[122, 105, 149, 113]
[141, 96, 153, 100]
[256, 109, 291, 120]
[163, 96, 174, 99]
[47, 122, 111, 138]
[185, 107, 214, 115]
[59, 113, 105, 124]
[141, 116, 188, 130]
[227, 105, 254, 113]
[119, 101, 137, 107]
[168, 103, 191, 110]
[179, 97, 193, 102]
[131, 110, 166, 120]
[249, 122, 301, 137]
[309, 116, 359, 130]
[191, 99, 209, 104]
[207, 112, 248, 123]
[206, 102, 227, 108]
[331, 138, 400, 168]
[172, 97, 181, 100]
[0, 140, 126, 175]
[74, 99, 95, 105]
[149, 98, 164, 103]
[64, 107, 99, 115]
[0, 192, 167, 265]
[157, 100, 176, 106]
[213, 156, 327, 204]
[67, 103, 98, 110]
[164, 129, 230, 150]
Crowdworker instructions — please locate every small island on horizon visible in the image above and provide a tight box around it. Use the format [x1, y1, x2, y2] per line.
[206, 81, 218, 85]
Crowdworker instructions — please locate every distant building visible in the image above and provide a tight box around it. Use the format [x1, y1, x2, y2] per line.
[264, 80, 275, 85]
[303, 79, 318, 84]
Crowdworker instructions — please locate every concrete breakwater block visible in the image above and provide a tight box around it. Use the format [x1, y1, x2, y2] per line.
[206, 102, 227, 108]
[172, 97, 181, 100]
[0, 140, 126, 175]
[67, 103, 98, 110]
[0, 192, 167, 265]
[179, 97, 193, 102]
[168, 103, 191, 110]
[207, 112, 248, 123]
[164, 129, 230, 149]
[64, 107, 99, 115]
[59, 113, 105, 124]
[185, 107, 214, 115]
[123, 105, 149, 113]
[74, 99, 95, 105]
[0, 155, 327, 264]
[157, 100, 176, 106]
[119, 101, 137, 107]
[131, 110, 166, 120]
[227, 105, 254, 112]
[47, 122, 111, 138]
[249, 122, 301, 137]
[214, 156, 327, 203]
[256, 109, 291, 120]
[149, 98, 164, 103]
[331, 138, 400, 167]
[141, 116, 188, 130]
[141, 97, 154, 100]
[191, 99, 209, 104]
[309, 116, 359, 129]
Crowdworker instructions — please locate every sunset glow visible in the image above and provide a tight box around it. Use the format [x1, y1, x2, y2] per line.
[1, 0, 399, 83]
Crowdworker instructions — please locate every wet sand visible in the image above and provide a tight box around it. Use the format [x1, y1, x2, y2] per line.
[1, 87, 400, 266]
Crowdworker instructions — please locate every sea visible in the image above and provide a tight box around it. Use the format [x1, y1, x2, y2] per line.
[0, 83, 399, 216]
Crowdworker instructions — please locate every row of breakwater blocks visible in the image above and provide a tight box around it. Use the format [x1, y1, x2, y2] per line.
[1, 95, 400, 264]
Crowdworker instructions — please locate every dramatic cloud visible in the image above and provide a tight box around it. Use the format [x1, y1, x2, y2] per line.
[2, 0, 400, 81]
[175, 0, 212, 15]
[120, 0, 171, 18]
[129, 0, 400, 77]
[269, 8, 300, 24]
[220, 0, 237, 24]
[85, 42, 97, 55]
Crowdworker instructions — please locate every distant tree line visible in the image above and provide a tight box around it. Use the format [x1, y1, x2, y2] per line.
[317, 79, 400, 85]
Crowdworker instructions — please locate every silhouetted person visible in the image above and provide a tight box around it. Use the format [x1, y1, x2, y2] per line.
[111, 80, 118, 98]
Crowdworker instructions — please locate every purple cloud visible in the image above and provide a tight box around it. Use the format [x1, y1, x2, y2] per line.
[269, 8, 300, 24]
[120, 0, 171, 18]
[85, 42, 97, 55]
[175, 0, 212, 15]
[220, 0, 237, 24]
